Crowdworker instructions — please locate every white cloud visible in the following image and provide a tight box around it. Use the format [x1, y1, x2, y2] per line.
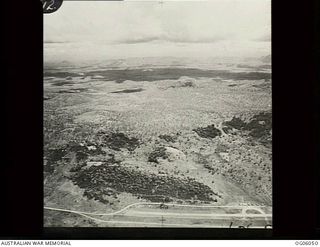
[44, 0, 271, 59]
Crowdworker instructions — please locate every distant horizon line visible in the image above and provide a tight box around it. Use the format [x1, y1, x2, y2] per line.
[44, 39, 271, 45]
[43, 55, 271, 66]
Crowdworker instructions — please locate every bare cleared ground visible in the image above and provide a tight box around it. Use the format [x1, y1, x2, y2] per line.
[44, 57, 272, 227]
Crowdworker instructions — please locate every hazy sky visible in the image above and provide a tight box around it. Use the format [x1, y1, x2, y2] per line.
[44, 0, 271, 60]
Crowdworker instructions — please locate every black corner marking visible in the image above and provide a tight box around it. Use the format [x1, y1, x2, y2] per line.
[42, 0, 63, 14]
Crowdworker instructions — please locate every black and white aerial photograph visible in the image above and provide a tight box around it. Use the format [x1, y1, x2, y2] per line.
[44, 0, 272, 228]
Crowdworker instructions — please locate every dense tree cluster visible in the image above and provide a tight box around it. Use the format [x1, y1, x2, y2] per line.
[223, 112, 271, 146]
[193, 124, 222, 139]
[72, 159, 216, 204]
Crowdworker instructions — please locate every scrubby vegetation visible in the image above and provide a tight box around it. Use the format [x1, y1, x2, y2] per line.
[44, 60, 272, 226]
[193, 124, 222, 139]
[71, 158, 216, 203]
[100, 132, 140, 151]
[224, 117, 247, 130]
[44, 143, 107, 173]
[148, 147, 168, 163]
[204, 164, 219, 175]
[223, 112, 271, 146]
[68, 143, 106, 161]
[158, 134, 177, 143]
[44, 148, 68, 173]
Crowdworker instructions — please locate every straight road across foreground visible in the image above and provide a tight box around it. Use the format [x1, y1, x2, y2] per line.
[44, 202, 272, 228]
